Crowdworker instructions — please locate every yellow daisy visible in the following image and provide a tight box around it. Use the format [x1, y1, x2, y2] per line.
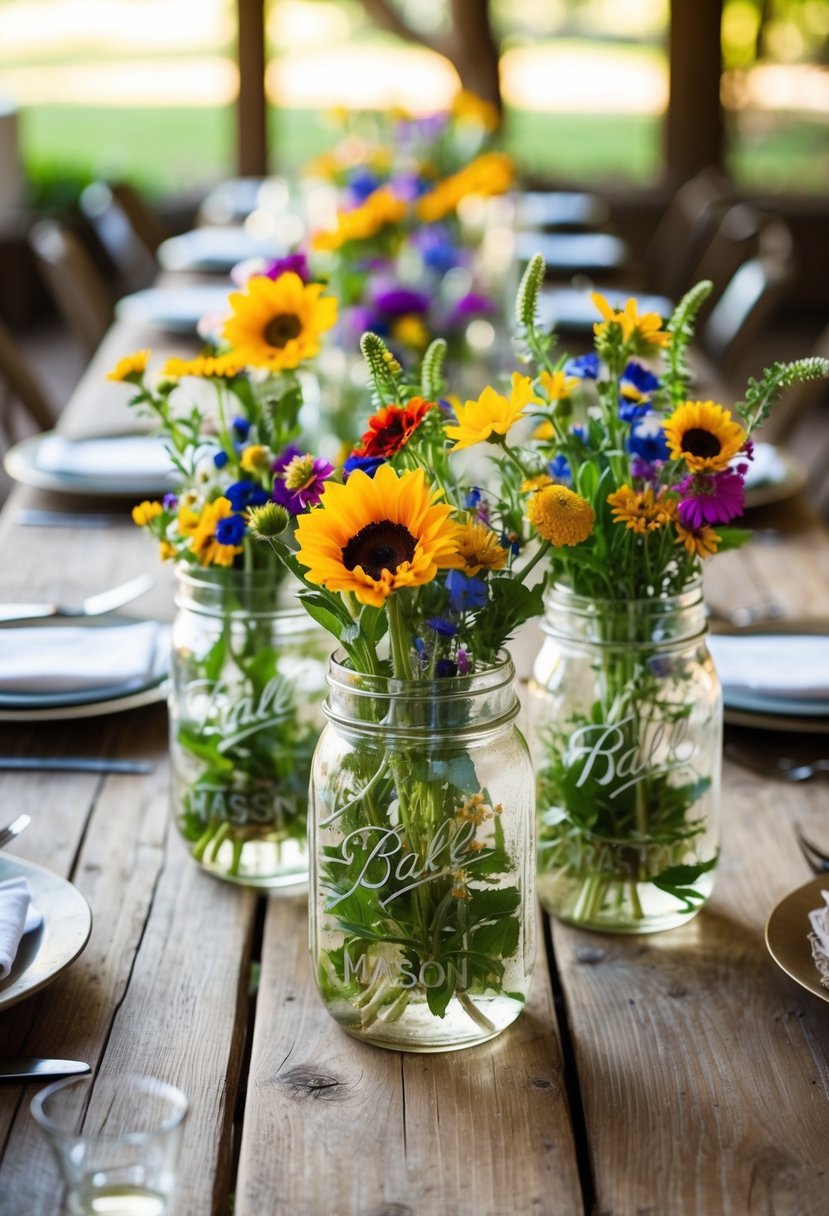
[539, 369, 579, 402]
[675, 522, 721, 558]
[222, 272, 337, 371]
[189, 498, 242, 567]
[177, 505, 202, 537]
[607, 485, 673, 534]
[159, 541, 176, 561]
[521, 473, 554, 495]
[451, 89, 500, 132]
[295, 464, 462, 608]
[663, 401, 746, 472]
[311, 187, 407, 252]
[131, 500, 162, 527]
[445, 373, 539, 451]
[107, 349, 151, 382]
[391, 314, 429, 349]
[240, 445, 271, 474]
[592, 293, 669, 351]
[527, 485, 595, 547]
[456, 519, 508, 576]
[162, 354, 243, 379]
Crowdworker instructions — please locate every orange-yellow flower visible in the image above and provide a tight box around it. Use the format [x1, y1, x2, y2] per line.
[223, 272, 337, 370]
[107, 349, 151, 382]
[663, 401, 746, 472]
[445, 373, 539, 451]
[527, 485, 595, 547]
[592, 293, 669, 351]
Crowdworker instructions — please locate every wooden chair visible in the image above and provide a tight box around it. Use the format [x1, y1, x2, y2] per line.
[642, 167, 733, 298]
[0, 318, 56, 502]
[80, 182, 160, 294]
[29, 219, 114, 357]
[699, 216, 796, 368]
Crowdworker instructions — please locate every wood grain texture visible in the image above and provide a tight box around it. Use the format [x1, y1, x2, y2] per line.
[552, 530, 829, 1216]
[236, 900, 582, 1216]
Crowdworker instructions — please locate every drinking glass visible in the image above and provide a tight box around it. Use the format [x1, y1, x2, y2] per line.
[31, 1073, 188, 1216]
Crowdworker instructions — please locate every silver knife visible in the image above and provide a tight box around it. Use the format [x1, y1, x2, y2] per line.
[0, 1058, 90, 1080]
[0, 758, 155, 774]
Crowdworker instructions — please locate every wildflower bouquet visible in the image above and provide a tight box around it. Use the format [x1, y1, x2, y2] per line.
[107, 270, 338, 886]
[514, 254, 829, 931]
[249, 335, 551, 1047]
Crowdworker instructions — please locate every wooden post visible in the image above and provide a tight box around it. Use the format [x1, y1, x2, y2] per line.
[665, 0, 724, 183]
[236, 0, 268, 177]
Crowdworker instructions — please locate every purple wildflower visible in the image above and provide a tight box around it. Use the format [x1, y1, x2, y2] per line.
[447, 292, 495, 328]
[373, 287, 430, 318]
[272, 448, 334, 514]
[677, 469, 746, 528]
[436, 658, 458, 678]
[631, 456, 662, 485]
[456, 647, 471, 676]
[261, 252, 309, 283]
[162, 492, 178, 510]
[411, 225, 459, 273]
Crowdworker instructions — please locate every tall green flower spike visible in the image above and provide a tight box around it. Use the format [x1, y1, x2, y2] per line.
[738, 356, 829, 430]
[662, 280, 713, 408]
[420, 337, 447, 400]
[513, 252, 551, 366]
[360, 330, 403, 408]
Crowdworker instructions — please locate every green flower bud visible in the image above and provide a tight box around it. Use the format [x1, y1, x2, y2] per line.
[247, 502, 290, 540]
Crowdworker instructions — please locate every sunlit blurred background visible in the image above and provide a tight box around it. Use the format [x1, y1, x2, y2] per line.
[0, 0, 826, 199]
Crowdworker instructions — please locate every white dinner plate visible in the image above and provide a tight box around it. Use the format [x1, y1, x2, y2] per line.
[4, 432, 176, 498]
[157, 226, 285, 274]
[723, 705, 829, 734]
[0, 855, 92, 1012]
[743, 443, 807, 509]
[0, 618, 170, 719]
[115, 284, 234, 333]
[766, 875, 829, 1005]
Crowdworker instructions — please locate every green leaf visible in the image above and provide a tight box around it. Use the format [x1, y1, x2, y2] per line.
[470, 916, 520, 958]
[650, 856, 718, 888]
[715, 527, 752, 553]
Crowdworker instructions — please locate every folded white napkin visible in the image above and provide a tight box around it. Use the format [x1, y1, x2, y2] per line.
[0, 621, 170, 695]
[708, 634, 829, 702]
[35, 435, 174, 482]
[808, 891, 829, 990]
[0, 878, 43, 980]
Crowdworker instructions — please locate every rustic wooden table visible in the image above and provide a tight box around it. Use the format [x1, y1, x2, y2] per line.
[0, 313, 828, 1216]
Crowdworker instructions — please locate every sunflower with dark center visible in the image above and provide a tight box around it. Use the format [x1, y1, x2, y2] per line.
[663, 401, 746, 473]
[294, 464, 463, 608]
[223, 271, 337, 371]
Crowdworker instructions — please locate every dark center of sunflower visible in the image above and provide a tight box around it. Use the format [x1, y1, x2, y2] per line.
[342, 520, 417, 580]
[264, 313, 302, 349]
[681, 427, 721, 458]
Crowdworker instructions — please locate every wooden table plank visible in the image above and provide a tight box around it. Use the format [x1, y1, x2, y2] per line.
[237, 900, 582, 1216]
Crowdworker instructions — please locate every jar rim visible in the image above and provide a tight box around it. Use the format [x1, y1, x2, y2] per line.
[545, 576, 704, 612]
[173, 563, 306, 620]
[326, 649, 516, 700]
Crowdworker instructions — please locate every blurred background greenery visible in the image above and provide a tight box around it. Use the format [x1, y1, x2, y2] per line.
[1, 0, 826, 206]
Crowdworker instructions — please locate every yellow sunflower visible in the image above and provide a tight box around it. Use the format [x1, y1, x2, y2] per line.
[663, 400, 746, 472]
[295, 464, 462, 608]
[539, 369, 579, 402]
[162, 354, 243, 379]
[675, 521, 721, 558]
[189, 498, 243, 567]
[527, 485, 595, 547]
[222, 272, 337, 370]
[107, 349, 151, 382]
[131, 500, 162, 527]
[592, 293, 669, 351]
[445, 373, 539, 451]
[456, 519, 508, 576]
[607, 485, 674, 533]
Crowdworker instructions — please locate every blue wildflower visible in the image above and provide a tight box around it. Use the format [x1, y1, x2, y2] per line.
[548, 454, 571, 484]
[162, 492, 178, 510]
[571, 425, 588, 444]
[215, 513, 247, 546]
[500, 530, 521, 557]
[343, 452, 384, 478]
[628, 413, 670, 463]
[618, 400, 651, 423]
[564, 353, 599, 380]
[446, 571, 488, 613]
[620, 360, 660, 400]
[347, 168, 381, 202]
[225, 480, 269, 512]
[213, 450, 230, 469]
[436, 658, 458, 678]
[427, 617, 457, 637]
[232, 417, 251, 440]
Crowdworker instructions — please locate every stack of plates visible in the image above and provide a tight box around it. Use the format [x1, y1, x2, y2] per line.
[709, 625, 829, 733]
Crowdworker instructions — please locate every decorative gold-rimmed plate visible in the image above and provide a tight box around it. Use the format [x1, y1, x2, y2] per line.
[0, 856, 92, 1011]
[765, 875, 829, 1004]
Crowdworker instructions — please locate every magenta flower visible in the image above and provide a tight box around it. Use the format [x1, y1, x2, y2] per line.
[272, 448, 334, 514]
[676, 468, 745, 529]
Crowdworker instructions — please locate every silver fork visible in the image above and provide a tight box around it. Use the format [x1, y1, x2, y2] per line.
[725, 743, 829, 782]
[0, 574, 154, 624]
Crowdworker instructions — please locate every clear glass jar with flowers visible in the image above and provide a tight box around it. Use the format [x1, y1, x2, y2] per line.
[512, 255, 829, 932]
[106, 268, 339, 887]
[249, 334, 554, 1050]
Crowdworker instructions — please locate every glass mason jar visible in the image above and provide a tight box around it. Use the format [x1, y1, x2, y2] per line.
[309, 654, 535, 1052]
[169, 566, 328, 888]
[529, 581, 722, 934]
